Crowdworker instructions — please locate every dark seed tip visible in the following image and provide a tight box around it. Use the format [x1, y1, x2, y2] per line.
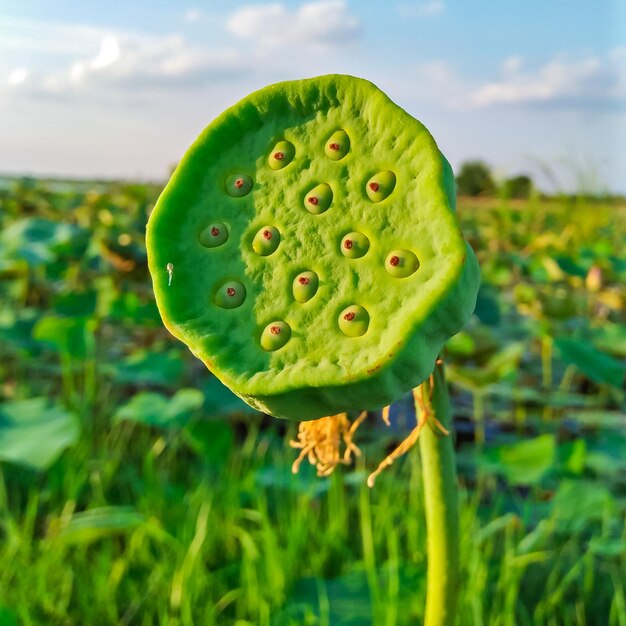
[390, 255, 400, 266]
[344, 312, 355, 321]
[274, 152, 284, 160]
[270, 326, 281, 335]
[369, 182, 380, 192]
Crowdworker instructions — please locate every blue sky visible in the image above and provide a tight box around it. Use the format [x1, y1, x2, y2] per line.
[1, 0, 625, 192]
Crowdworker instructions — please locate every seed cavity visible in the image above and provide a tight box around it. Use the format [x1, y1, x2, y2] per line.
[200, 222, 229, 248]
[304, 183, 333, 215]
[261, 320, 291, 351]
[268, 140, 295, 170]
[214, 280, 246, 309]
[293, 270, 319, 303]
[325, 129, 350, 160]
[225, 173, 253, 197]
[253, 225, 280, 256]
[338, 305, 369, 337]
[366, 171, 396, 202]
[385, 249, 420, 278]
[341, 232, 370, 259]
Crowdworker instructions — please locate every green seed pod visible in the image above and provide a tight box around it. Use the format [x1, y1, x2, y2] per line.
[252, 226, 280, 256]
[268, 140, 295, 170]
[147, 74, 480, 421]
[366, 170, 396, 202]
[341, 232, 370, 259]
[261, 321, 291, 351]
[200, 222, 229, 248]
[385, 249, 419, 277]
[338, 305, 370, 337]
[325, 129, 350, 160]
[225, 173, 253, 197]
[304, 183, 333, 215]
[293, 271, 319, 303]
[214, 281, 246, 309]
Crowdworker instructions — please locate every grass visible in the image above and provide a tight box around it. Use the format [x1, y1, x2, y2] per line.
[0, 179, 625, 625]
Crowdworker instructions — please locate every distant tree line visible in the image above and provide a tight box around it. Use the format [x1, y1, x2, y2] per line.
[455, 160, 533, 199]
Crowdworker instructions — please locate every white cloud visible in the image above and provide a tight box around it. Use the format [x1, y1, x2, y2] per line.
[501, 55, 523, 74]
[395, 1, 444, 18]
[469, 49, 626, 110]
[407, 50, 626, 113]
[7, 67, 29, 85]
[183, 8, 203, 23]
[226, 0, 360, 51]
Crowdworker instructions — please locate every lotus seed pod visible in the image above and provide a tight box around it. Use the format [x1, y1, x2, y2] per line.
[366, 170, 396, 202]
[214, 281, 246, 309]
[252, 225, 280, 256]
[268, 140, 295, 170]
[200, 222, 229, 248]
[225, 173, 253, 197]
[325, 129, 350, 160]
[304, 183, 333, 214]
[385, 249, 419, 277]
[341, 232, 370, 259]
[261, 321, 291, 351]
[293, 271, 319, 303]
[147, 74, 480, 421]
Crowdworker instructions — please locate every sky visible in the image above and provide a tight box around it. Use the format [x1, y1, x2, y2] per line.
[1, 0, 625, 193]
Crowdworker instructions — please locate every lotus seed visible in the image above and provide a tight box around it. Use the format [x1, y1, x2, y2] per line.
[253, 225, 280, 256]
[338, 305, 369, 337]
[325, 129, 350, 160]
[293, 271, 319, 303]
[304, 183, 333, 215]
[385, 249, 419, 278]
[200, 222, 229, 248]
[341, 232, 370, 259]
[268, 140, 295, 170]
[214, 280, 246, 309]
[261, 320, 291, 351]
[366, 171, 396, 202]
[225, 173, 253, 197]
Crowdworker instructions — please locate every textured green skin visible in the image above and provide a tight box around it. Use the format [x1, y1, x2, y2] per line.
[146, 74, 480, 420]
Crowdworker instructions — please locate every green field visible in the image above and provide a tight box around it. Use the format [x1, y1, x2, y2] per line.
[0, 178, 625, 625]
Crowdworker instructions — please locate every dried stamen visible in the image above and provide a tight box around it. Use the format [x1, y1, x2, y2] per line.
[369, 182, 380, 192]
[390, 255, 400, 267]
[367, 377, 449, 487]
[211, 227, 220, 236]
[344, 312, 355, 321]
[226, 287, 236, 297]
[307, 196, 319, 205]
[298, 276, 310, 285]
[329, 142, 340, 151]
[344, 239, 353, 249]
[290, 412, 368, 476]
[263, 230, 272, 240]
[274, 152, 284, 160]
[270, 325, 281, 335]
[234, 178, 245, 189]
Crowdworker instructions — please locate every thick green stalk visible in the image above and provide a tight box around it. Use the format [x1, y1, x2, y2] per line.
[418, 364, 460, 626]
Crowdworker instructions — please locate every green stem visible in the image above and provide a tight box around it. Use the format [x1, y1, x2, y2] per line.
[418, 364, 460, 626]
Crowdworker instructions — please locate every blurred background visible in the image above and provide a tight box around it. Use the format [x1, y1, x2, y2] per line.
[0, 2, 625, 625]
